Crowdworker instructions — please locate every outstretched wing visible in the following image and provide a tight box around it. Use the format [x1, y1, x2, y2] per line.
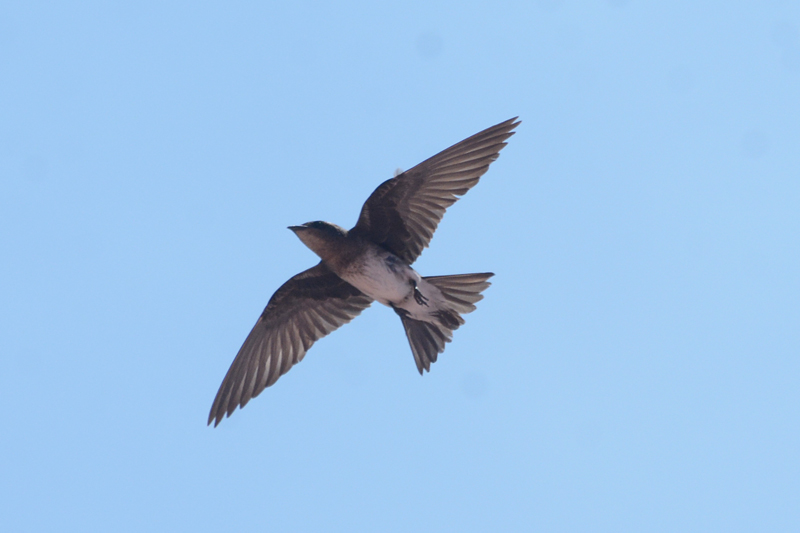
[350, 117, 519, 264]
[208, 262, 372, 426]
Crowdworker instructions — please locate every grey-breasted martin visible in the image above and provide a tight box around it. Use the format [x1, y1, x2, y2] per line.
[208, 117, 519, 426]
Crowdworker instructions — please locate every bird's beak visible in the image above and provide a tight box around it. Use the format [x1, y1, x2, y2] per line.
[288, 225, 306, 233]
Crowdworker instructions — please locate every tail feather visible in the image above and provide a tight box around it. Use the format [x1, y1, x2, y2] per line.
[424, 273, 493, 314]
[400, 317, 450, 374]
[400, 272, 493, 374]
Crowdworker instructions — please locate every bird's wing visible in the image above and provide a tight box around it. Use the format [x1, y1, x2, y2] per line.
[208, 262, 372, 426]
[350, 117, 519, 264]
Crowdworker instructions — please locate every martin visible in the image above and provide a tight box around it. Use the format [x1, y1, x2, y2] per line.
[208, 117, 520, 426]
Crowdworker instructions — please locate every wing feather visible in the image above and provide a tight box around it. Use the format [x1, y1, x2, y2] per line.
[351, 118, 519, 263]
[208, 262, 372, 426]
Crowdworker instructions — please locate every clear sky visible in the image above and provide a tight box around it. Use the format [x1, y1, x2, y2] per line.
[2, 1, 799, 531]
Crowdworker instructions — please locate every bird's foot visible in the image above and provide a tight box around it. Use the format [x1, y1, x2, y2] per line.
[412, 285, 429, 306]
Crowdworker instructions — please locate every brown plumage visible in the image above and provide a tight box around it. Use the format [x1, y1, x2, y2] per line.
[208, 117, 519, 426]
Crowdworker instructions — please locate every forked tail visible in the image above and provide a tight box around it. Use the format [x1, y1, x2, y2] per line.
[399, 273, 493, 374]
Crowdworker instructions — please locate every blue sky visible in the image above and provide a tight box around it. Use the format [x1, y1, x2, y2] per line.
[2, 1, 799, 531]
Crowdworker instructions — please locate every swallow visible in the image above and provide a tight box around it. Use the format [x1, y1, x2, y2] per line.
[208, 117, 519, 426]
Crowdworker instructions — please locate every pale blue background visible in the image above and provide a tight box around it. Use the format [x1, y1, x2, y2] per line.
[2, 1, 799, 531]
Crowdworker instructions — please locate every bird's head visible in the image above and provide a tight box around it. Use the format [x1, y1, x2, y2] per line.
[288, 221, 348, 261]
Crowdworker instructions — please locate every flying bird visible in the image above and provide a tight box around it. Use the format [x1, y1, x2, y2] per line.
[208, 117, 520, 426]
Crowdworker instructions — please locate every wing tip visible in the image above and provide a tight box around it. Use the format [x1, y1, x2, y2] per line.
[501, 116, 521, 136]
[208, 398, 232, 426]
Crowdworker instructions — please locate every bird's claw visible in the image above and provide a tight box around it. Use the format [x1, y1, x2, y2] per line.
[414, 287, 428, 306]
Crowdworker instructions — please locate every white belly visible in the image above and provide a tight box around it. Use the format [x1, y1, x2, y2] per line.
[340, 250, 417, 306]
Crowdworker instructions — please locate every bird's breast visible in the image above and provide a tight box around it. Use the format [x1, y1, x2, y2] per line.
[339, 249, 416, 306]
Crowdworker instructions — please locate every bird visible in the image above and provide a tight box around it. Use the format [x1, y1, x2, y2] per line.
[208, 117, 520, 426]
